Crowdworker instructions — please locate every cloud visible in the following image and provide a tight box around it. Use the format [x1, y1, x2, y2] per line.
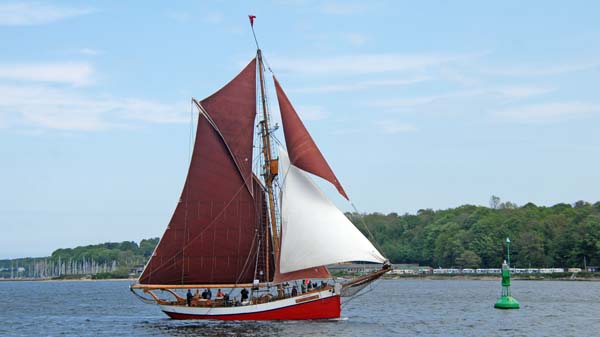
[0, 62, 94, 86]
[294, 105, 330, 121]
[492, 85, 555, 99]
[480, 63, 599, 77]
[169, 11, 222, 24]
[344, 33, 367, 47]
[166, 10, 224, 25]
[493, 102, 600, 124]
[118, 99, 190, 124]
[58, 48, 102, 57]
[376, 121, 418, 134]
[331, 128, 362, 135]
[273, 0, 311, 5]
[78, 48, 100, 56]
[202, 12, 224, 24]
[289, 76, 429, 94]
[0, 110, 7, 128]
[0, 2, 93, 26]
[370, 85, 555, 109]
[166, 11, 191, 23]
[0, 84, 188, 131]
[272, 52, 477, 76]
[438, 68, 482, 86]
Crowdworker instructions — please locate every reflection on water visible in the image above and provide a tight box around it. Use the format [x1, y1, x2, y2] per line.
[139, 320, 282, 337]
[137, 315, 350, 337]
[0, 279, 599, 337]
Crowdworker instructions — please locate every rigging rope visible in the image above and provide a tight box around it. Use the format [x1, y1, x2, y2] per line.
[249, 16, 274, 74]
[250, 20, 260, 50]
[189, 99, 194, 164]
[129, 285, 158, 304]
[179, 99, 197, 283]
[179, 99, 196, 283]
[350, 201, 386, 259]
[340, 280, 377, 308]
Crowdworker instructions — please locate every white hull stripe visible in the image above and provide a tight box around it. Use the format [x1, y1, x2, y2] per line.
[160, 289, 335, 316]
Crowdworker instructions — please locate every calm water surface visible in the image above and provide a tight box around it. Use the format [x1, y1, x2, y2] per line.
[0, 279, 598, 336]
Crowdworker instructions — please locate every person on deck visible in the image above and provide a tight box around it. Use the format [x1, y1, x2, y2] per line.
[186, 289, 193, 306]
[291, 285, 298, 297]
[201, 289, 209, 299]
[240, 288, 249, 302]
[301, 282, 307, 294]
[216, 289, 225, 299]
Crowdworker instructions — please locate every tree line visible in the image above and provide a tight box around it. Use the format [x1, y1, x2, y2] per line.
[3, 199, 599, 279]
[349, 198, 600, 269]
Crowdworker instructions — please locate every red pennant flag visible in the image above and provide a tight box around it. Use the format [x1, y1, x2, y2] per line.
[248, 15, 256, 27]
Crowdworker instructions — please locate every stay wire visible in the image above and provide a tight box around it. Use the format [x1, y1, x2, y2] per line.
[189, 99, 194, 163]
[341, 281, 377, 308]
[251, 24, 260, 50]
[350, 201, 386, 260]
[180, 99, 195, 283]
[250, 19, 274, 74]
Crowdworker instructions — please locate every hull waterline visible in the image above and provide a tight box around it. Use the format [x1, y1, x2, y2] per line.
[160, 289, 340, 320]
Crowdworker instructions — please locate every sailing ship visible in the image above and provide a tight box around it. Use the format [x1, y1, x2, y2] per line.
[130, 19, 391, 320]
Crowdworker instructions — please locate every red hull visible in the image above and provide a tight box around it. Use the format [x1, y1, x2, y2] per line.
[163, 295, 341, 320]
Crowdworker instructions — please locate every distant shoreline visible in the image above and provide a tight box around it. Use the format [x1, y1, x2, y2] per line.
[0, 278, 136, 282]
[2, 274, 599, 283]
[380, 274, 600, 281]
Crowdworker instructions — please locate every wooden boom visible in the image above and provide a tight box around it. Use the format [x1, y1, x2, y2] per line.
[131, 283, 266, 290]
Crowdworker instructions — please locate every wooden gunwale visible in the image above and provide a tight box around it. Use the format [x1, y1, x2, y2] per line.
[131, 283, 263, 290]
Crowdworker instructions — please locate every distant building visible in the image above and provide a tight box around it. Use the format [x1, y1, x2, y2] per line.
[327, 262, 382, 275]
[389, 264, 420, 275]
[328, 263, 592, 275]
[130, 265, 144, 275]
[328, 263, 434, 276]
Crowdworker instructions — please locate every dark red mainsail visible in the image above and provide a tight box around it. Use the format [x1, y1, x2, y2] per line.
[139, 58, 272, 285]
[200, 58, 257, 195]
[273, 76, 349, 200]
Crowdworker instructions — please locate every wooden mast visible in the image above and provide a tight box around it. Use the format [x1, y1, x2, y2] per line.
[257, 48, 280, 282]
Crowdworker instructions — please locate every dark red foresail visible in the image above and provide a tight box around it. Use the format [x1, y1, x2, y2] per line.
[139, 59, 266, 285]
[200, 58, 257, 195]
[273, 76, 349, 200]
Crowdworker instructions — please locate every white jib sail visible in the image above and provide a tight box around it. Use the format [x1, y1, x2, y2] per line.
[278, 147, 386, 274]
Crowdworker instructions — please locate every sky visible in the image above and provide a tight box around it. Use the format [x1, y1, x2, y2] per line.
[1, 0, 600, 258]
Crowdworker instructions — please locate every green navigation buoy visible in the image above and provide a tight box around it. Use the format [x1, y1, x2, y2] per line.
[494, 237, 520, 309]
